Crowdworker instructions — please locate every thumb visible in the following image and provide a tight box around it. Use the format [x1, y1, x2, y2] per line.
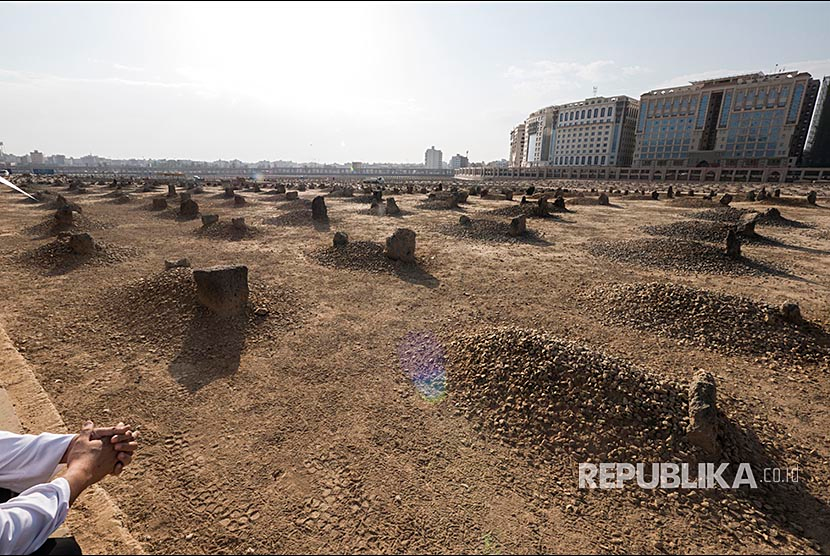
[82, 420, 95, 432]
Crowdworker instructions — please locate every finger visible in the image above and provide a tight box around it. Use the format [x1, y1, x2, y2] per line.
[109, 433, 135, 445]
[91, 425, 132, 439]
[117, 452, 133, 466]
[82, 421, 95, 432]
[113, 462, 123, 476]
[113, 441, 139, 452]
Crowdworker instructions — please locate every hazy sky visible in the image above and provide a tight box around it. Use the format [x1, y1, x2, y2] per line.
[3, 2, 830, 163]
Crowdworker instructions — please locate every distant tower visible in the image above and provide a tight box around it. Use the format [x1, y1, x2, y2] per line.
[593, 86, 598, 97]
[0, 141, 4, 155]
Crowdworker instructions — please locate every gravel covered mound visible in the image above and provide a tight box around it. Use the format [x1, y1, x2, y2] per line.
[587, 282, 830, 366]
[586, 237, 783, 275]
[309, 241, 404, 274]
[263, 209, 314, 227]
[691, 207, 813, 229]
[446, 327, 690, 461]
[565, 196, 610, 206]
[611, 193, 656, 201]
[84, 268, 300, 357]
[14, 239, 134, 275]
[757, 196, 814, 208]
[341, 195, 377, 204]
[194, 222, 261, 241]
[436, 218, 548, 245]
[267, 198, 313, 210]
[486, 204, 566, 218]
[756, 211, 814, 229]
[690, 207, 752, 223]
[22, 213, 114, 238]
[642, 220, 770, 245]
[415, 199, 463, 211]
[668, 197, 719, 208]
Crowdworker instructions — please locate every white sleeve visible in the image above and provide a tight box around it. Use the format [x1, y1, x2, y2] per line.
[0, 478, 71, 555]
[0, 431, 75, 493]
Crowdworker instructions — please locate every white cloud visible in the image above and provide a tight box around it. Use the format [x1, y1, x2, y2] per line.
[506, 60, 614, 91]
[505, 60, 653, 94]
[0, 67, 196, 90]
[112, 63, 145, 73]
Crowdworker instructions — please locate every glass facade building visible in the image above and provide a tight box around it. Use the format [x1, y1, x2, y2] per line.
[634, 71, 819, 168]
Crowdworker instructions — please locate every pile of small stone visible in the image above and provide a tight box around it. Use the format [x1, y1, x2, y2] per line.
[23, 210, 112, 238]
[15, 233, 133, 275]
[668, 196, 720, 208]
[758, 195, 815, 208]
[309, 241, 405, 274]
[415, 195, 462, 211]
[586, 237, 781, 275]
[342, 194, 377, 204]
[195, 218, 260, 241]
[689, 207, 752, 223]
[691, 206, 813, 229]
[586, 282, 830, 366]
[446, 327, 692, 462]
[566, 195, 613, 206]
[85, 268, 299, 356]
[642, 220, 769, 245]
[487, 201, 565, 219]
[755, 208, 814, 229]
[436, 217, 547, 245]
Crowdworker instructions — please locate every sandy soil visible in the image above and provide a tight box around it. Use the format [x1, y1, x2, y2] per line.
[1, 178, 829, 554]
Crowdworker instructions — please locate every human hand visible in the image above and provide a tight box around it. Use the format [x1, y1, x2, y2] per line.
[63, 422, 140, 475]
[62, 421, 120, 503]
[93, 422, 140, 475]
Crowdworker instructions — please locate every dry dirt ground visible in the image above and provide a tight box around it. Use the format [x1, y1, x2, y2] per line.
[1, 177, 830, 555]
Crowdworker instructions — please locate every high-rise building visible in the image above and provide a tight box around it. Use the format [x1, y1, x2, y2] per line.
[509, 124, 526, 168]
[634, 71, 819, 168]
[48, 154, 66, 166]
[424, 146, 443, 169]
[29, 150, 44, 165]
[805, 76, 830, 167]
[522, 106, 557, 166]
[551, 96, 639, 166]
[509, 95, 639, 168]
[449, 154, 469, 169]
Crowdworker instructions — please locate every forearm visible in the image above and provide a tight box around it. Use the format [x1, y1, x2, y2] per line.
[60, 467, 94, 507]
[0, 478, 71, 555]
[0, 432, 75, 493]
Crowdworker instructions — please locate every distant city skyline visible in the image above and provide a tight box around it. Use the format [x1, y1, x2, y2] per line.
[2, 2, 830, 163]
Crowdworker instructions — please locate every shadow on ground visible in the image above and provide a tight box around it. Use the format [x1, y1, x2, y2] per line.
[168, 310, 247, 393]
[714, 416, 830, 553]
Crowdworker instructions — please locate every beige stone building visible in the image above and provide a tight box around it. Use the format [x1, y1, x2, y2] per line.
[509, 123, 526, 168]
[551, 96, 639, 167]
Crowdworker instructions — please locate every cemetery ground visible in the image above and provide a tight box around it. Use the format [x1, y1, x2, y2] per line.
[1, 177, 830, 554]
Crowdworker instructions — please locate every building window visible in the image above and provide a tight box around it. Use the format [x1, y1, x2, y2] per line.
[778, 86, 789, 107]
[745, 90, 755, 110]
[601, 107, 606, 117]
[696, 93, 709, 129]
[593, 108, 598, 118]
[786, 83, 804, 124]
[719, 91, 732, 128]
[607, 107, 613, 118]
